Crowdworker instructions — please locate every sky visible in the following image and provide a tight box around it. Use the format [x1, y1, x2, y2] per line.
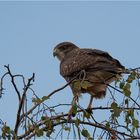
[0, 1, 140, 138]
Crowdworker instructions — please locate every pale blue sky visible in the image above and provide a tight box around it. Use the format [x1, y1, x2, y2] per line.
[0, 1, 140, 138]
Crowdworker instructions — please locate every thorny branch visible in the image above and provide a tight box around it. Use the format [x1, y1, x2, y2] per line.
[0, 66, 140, 139]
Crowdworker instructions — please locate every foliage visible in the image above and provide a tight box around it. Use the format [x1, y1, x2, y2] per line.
[0, 65, 140, 139]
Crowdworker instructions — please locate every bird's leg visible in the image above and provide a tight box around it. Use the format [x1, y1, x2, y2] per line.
[86, 95, 93, 113]
[68, 93, 79, 119]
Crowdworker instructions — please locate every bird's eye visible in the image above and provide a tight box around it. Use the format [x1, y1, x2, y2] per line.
[60, 46, 67, 51]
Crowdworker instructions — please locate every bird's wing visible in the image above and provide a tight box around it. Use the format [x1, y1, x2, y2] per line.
[60, 48, 124, 77]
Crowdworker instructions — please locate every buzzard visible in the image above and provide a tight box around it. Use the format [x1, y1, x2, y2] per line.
[53, 42, 125, 110]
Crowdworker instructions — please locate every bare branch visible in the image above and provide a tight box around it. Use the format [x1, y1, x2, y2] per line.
[14, 73, 35, 135]
[20, 76, 77, 120]
[4, 65, 21, 101]
[18, 113, 140, 139]
[1, 66, 140, 139]
[18, 105, 140, 139]
[108, 84, 140, 108]
[0, 72, 9, 97]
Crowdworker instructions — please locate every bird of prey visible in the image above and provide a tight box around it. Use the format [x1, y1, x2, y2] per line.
[53, 42, 125, 110]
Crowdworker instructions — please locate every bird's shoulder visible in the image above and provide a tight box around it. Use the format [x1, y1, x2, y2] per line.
[60, 48, 109, 76]
[62, 48, 113, 63]
[60, 47, 124, 77]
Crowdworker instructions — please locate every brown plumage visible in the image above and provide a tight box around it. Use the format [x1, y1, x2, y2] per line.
[53, 42, 125, 109]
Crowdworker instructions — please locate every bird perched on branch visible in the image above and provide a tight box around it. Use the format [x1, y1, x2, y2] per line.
[53, 42, 125, 111]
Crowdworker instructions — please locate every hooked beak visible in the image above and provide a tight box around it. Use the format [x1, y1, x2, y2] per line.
[53, 48, 57, 57]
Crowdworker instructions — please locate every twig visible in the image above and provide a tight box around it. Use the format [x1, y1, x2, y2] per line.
[4, 65, 21, 101]
[0, 72, 9, 97]
[18, 105, 140, 139]
[19, 117, 140, 140]
[108, 84, 140, 108]
[20, 76, 77, 119]
[14, 73, 35, 135]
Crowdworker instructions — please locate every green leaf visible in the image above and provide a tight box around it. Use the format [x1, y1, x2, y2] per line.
[105, 122, 110, 129]
[56, 118, 60, 123]
[124, 83, 131, 90]
[75, 119, 80, 127]
[2, 125, 11, 140]
[80, 81, 93, 89]
[124, 89, 131, 97]
[73, 80, 93, 91]
[73, 80, 81, 90]
[88, 137, 93, 140]
[111, 102, 121, 118]
[2, 125, 10, 134]
[126, 72, 136, 83]
[132, 119, 139, 128]
[81, 129, 90, 138]
[111, 102, 118, 109]
[113, 108, 121, 118]
[41, 116, 46, 121]
[128, 109, 134, 118]
[83, 110, 91, 119]
[32, 98, 42, 104]
[45, 120, 51, 128]
[34, 126, 44, 137]
[64, 126, 71, 131]
[119, 81, 125, 89]
[42, 96, 49, 101]
[71, 100, 77, 116]
[36, 129, 44, 137]
[123, 83, 131, 97]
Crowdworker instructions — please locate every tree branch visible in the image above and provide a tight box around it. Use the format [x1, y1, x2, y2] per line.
[108, 84, 140, 108]
[14, 73, 35, 136]
[18, 105, 140, 139]
[18, 113, 140, 139]
[4, 65, 21, 101]
[20, 76, 77, 120]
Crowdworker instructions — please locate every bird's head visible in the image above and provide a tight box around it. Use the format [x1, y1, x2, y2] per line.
[53, 42, 78, 61]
